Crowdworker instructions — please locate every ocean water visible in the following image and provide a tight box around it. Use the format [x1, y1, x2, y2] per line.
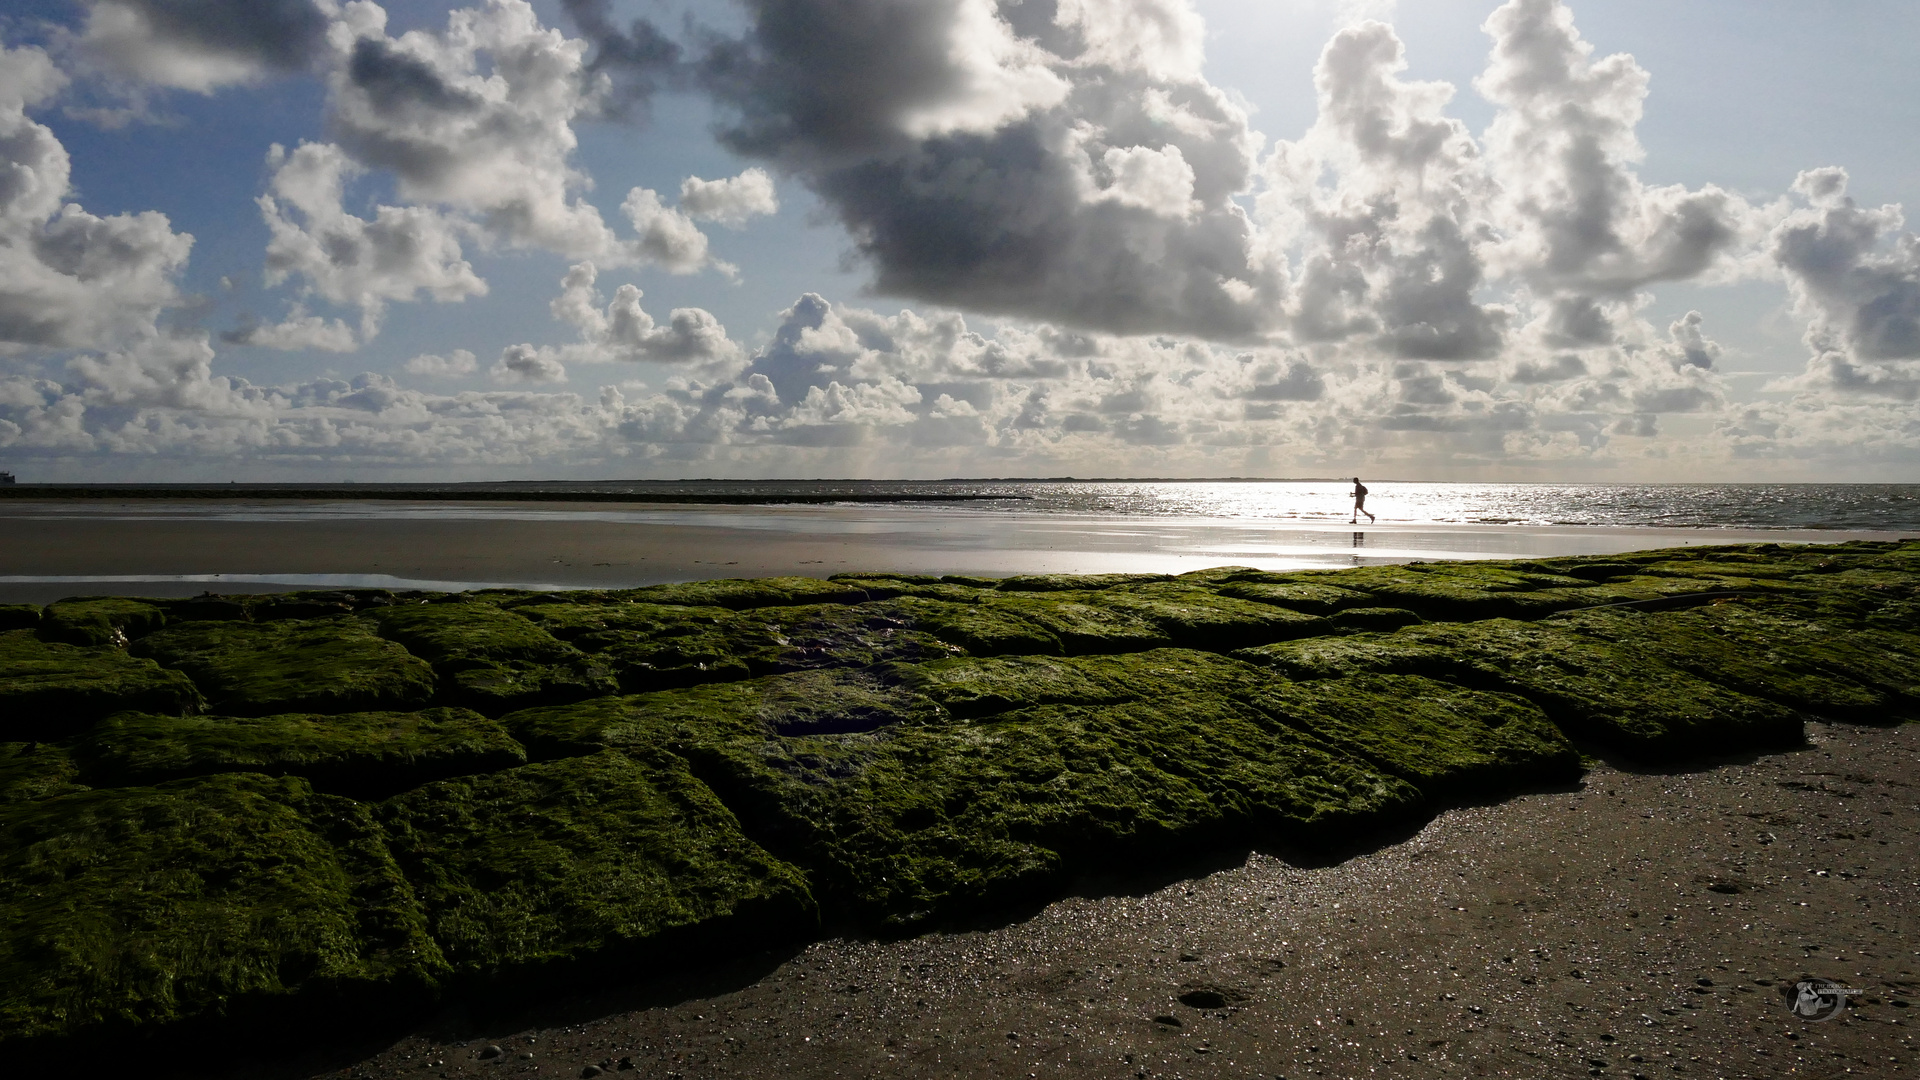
[14, 480, 1918, 531]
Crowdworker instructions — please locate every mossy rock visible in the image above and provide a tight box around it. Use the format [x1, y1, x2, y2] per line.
[728, 603, 965, 674]
[0, 605, 42, 632]
[996, 573, 1171, 593]
[249, 590, 395, 622]
[1330, 607, 1424, 632]
[901, 648, 1268, 720]
[131, 619, 436, 716]
[982, 595, 1169, 654]
[1095, 584, 1331, 650]
[514, 684, 1414, 927]
[0, 743, 88, 803]
[42, 598, 169, 647]
[617, 577, 868, 610]
[506, 600, 737, 643]
[883, 597, 1057, 656]
[374, 749, 814, 977]
[1233, 632, 1471, 682]
[0, 773, 445, 1044]
[1238, 674, 1580, 798]
[72, 708, 526, 798]
[501, 668, 942, 760]
[822, 578, 995, 602]
[1214, 581, 1372, 615]
[368, 601, 619, 712]
[1560, 605, 1920, 721]
[0, 630, 204, 740]
[1397, 620, 1804, 758]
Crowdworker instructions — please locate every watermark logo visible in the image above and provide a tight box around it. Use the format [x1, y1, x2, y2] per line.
[1783, 977, 1861, 1022]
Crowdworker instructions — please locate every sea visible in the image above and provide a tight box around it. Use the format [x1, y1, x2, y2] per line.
[1, 480, 1915, 600]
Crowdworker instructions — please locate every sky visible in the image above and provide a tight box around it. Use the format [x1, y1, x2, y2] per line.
[1, 0, 1918, 482]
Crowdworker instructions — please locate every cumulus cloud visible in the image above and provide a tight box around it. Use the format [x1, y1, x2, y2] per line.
[316, 0, 737, 273]
[491, 343, 567, 384]
[256, 141, 486, 334]
[1260, 18, 1506, 362]
[72, 0, 330, 92]
[1474, 0, 1766, 302]
[703, 0, 1279, 338]
[1770, 167, 1920, 400]
[404, 348, 478, 377]
[0, 44, 196, 352]
[679, 168, 780, 227]
[220, 310, 360, 353]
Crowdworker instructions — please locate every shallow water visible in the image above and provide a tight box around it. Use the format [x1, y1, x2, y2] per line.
[13, 480, 1916, 531]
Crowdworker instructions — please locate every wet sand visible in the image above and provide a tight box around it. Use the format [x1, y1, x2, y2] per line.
[183, 719, 1917, 1080]
[1, 499, 1907, 603]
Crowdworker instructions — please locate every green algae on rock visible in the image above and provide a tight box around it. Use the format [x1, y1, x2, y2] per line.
[131, 618, 437, 716]
[5, 540, 1920, 1052]
[0, 742, 88, 803]
[0, 773, 445, 1043]
[0, 630, 204, 739]
[1236, 674, 1581, 798]
[370, 602, 616, 713]
[375, 749, 813, 977]
[72, 708, 526, 797]
[41, 599, 169, 647]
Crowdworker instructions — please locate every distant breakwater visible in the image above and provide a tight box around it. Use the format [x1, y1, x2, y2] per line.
[0, 485, 1028, 505]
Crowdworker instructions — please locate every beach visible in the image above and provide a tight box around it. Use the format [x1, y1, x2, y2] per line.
[215, 718, 1916, 1080]
[1, 497, 1909, 603]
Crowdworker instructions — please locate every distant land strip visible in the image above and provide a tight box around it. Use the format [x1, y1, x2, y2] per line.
[0, 485, 1029, 505]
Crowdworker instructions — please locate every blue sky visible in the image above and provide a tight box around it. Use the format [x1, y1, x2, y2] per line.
[2, 0, 1917, 480]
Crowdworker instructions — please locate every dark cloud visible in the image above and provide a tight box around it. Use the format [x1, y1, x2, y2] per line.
[108, 0, 326, 70]
[700, 0, 1277, 340]
[557, 0, 683, 116]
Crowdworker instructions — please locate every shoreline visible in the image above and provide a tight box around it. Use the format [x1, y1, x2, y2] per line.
[225, 719, 1915, 1080]
[1, 499, 1909, 604]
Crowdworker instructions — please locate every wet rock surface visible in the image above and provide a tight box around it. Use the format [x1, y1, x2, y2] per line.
[1, 540, 1917, 1060]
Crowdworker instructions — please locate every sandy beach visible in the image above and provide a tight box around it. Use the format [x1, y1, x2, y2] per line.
[177, 717, 1915, 1080]
[1, 499, 1908, 603]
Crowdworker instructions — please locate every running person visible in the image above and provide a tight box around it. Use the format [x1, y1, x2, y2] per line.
[1350, 477, 1375, 524]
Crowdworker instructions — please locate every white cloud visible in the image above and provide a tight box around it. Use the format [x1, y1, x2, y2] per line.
[678, 168, 779, 227]
[404, 348, 478, 376]
[491, 343, 568, 384]
[256, 140, 486, 333]
[0, 44, 195, 353]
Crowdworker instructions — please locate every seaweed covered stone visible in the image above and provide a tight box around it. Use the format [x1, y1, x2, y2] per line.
[72, 708, 526, 798]
[131, 618, 436, 716]
[0, 773, 445, 1043]
[371, 602, 615, 712]
[41, 598, 169, 647]
[375, 749, 813, 977]
[0, 630, 204, 739]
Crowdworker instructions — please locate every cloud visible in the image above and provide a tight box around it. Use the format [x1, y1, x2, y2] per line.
[555, 0, 683, 117]
[1474, 0, 1766, 303]
[72, 0, 330, 92]
[543, 260, 743, 367]
[0, 44, 196, 352]
[679, 168, 780, 227]
[404, 348, 478, 377]
[491, 343, 568, 384]
[256, 140, 486, 331]
[702, 0, 1280, 339]
[1769, 167, 1920, 400]
[220, 310, 360, 352]
[1260, 19, 1507, 362]
[317, 0, 734, 273]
